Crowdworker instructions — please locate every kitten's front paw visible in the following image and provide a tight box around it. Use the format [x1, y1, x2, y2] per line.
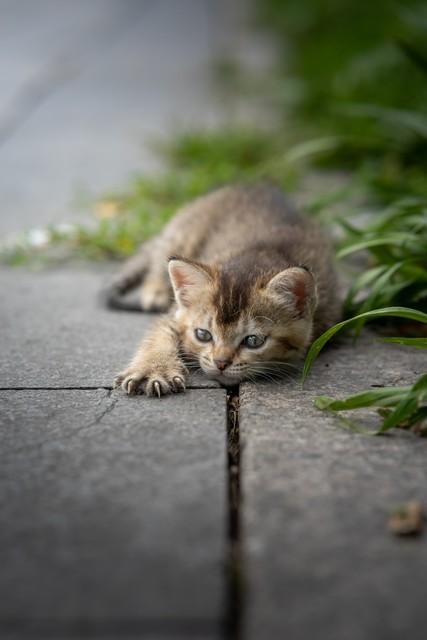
[114, 367, 186, 398]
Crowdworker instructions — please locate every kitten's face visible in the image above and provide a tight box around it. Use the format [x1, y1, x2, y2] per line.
[169, 258, 318, 384]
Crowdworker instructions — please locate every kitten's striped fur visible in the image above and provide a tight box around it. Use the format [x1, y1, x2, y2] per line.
[110, 184, 341, 396]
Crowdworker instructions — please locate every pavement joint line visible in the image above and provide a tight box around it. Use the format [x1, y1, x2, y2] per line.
[0, 616, 220, 637]
[225, 386, 244, 640]
[0, 386, 113, 391]
[0, 385, 220, 391]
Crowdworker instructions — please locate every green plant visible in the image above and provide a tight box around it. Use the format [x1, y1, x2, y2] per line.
[302, 307, 427, 434]
[256, 0, 427, 205]
[314, 375, 427, 435]
[338, 198, 427, 316]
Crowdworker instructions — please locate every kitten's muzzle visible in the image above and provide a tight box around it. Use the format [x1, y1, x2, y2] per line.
[214, 358, 232, 372]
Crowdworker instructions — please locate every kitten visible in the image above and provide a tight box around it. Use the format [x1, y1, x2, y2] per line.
[109, 184, 341, 396]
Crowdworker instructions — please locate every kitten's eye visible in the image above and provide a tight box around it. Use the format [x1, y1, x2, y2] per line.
[195, 328, 213, 342]
[242, 335, 266, 349]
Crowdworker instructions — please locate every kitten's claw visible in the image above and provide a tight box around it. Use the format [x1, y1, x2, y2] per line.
[173, 376, 186, 393]
[114, 368, 187, 398]
[126, 377, 142, 395]
[145, 377, 171, 398]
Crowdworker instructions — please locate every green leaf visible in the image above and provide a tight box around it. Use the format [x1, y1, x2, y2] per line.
[337, 234, 422, 259]
[314, 388, 410, 411]
[285, 136, 342, 164]
[302, 307, 427, 384]
[350, 262, 407, 317]
[378, 374, 427, 432]
[397, 40, 427, 76]
[342, 104, 427, 139]
[382, 337, 427, 348]
[344, 265, 387, 311]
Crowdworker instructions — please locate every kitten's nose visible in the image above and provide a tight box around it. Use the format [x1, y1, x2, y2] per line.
[214, 359, 231, 372]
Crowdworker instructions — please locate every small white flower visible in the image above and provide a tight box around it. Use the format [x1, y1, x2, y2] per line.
[27, 228, 50, 248]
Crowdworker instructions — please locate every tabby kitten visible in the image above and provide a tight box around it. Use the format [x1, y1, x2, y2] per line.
[109, 184, 341, 396]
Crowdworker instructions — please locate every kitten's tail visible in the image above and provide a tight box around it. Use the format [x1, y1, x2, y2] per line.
[100, 250, 149, 312]
[100, 281, 143, 312]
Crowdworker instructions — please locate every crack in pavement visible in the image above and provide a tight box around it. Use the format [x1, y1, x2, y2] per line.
[0, 391, 120, 457]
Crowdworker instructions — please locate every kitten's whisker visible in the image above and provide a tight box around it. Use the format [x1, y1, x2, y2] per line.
[253, 360, 302, 370]
[252, 315, 274, 325]
[247, 364, 299, 384]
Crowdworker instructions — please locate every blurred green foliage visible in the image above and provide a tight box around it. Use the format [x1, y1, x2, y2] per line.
[1, 129, 292, 263]
[256, 0, 427, 200]
[338, 198, 427, 316]
[256, 1, 427, 115]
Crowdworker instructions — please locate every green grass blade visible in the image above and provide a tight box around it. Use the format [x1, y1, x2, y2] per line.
[349, 262, 406, 318]
[315, 388, 410, 411]
[378, 374, 427, 432]
[342, 104, 427, 139]
[343, 265, 387, 311]
[302, 307, 427, 384]
[285, 136, 342, 164]
[382, 337, 427, 348]
[397, 40, 427, 76]
[337, 234, 422, 258]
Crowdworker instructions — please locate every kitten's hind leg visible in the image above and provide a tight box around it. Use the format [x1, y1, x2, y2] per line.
[101, 249, 149, 311]
[104, 237, 173, 312]
[139, 269, 172, 312]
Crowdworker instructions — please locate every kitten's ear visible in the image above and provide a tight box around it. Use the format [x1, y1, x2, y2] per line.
[168, 258, 212, 307]
[266, 267, 317, 317]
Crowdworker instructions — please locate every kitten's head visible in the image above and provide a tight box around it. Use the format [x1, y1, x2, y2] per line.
[168, 257, 318, 384]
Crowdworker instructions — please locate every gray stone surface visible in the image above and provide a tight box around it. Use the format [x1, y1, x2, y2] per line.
[0, 1, 141, 126]
[0, 267, 219, 389]
[0, 387, 226, 637]
[240, 334, 427, 640]
[0, 0, 233, 238]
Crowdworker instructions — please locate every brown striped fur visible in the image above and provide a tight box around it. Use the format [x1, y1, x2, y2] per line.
[112, 184, 342, 396]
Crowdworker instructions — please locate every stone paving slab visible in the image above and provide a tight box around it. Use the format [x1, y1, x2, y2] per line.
[0, 0, 140, 128]
[0, 0, 226, 237]
[240, 334, 427, 640]
[0, 387, 226, 637]
[0, 267, 218, 389]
